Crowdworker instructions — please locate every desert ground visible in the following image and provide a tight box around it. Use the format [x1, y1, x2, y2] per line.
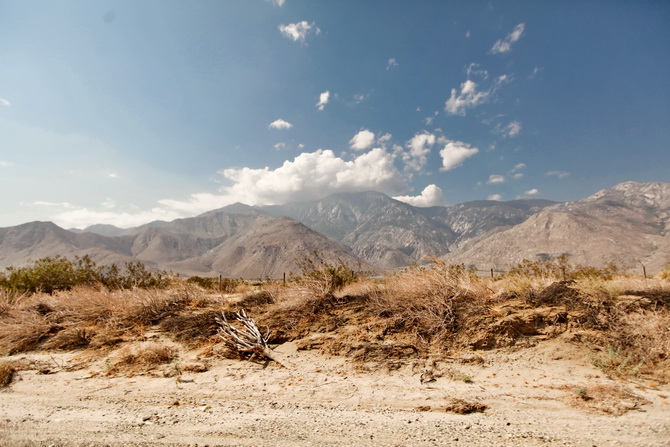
[1, 333, 668, 447]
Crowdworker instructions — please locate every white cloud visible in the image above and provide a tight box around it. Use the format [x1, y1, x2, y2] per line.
[269, 119, 293, 130]
[279, 21, 319, 43]
[317, 91, 330, 111]
[394, 185, 446, 207]
[386, 58, 398, 70]
[33, 201, 75, 208]
[438, 138, 479, 171]
[524, 188, 539, 196]
[0, 161, 13, 167]
[160, 149, 407, 214]
[487, 194, 503, 201]
[512, 173, 524, 180]
[402, 132, 435, 172]
[0, 98, 11, 107]
[511, 162, 526, 172]
[108, 173, 118, 178]
[52, 207, 183, 230]
[270, 0, 285, 6]
[505, 121, 522, 137]
[349, 129, 376, 151]
[445, 80, 490, 115]
[491, 23, 525, 54]
[487, 174, 505, 184]
[546, 170, 571, 179]
[274, 142, 287, 150]
[465, 63, 488, 79]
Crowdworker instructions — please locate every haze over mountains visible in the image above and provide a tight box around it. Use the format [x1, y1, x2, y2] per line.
[1, 181, 668, 277]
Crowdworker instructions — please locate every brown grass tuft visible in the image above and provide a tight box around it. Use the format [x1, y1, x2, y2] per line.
[0, 360, 17, 387]
[370, 260, 490, 347]
[108, 342, 178, 375]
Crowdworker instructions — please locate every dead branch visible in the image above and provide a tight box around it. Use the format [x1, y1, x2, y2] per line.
[216, 310, 291, 369]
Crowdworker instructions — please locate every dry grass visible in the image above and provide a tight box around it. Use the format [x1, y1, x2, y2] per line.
[0, 285, 216, 354]
[1, 264, 668, 381]
[107, 341, 178, 375]
[370, 260, 491, 345]
[0, 360, 17, 387]
[565, 383, 649, 416]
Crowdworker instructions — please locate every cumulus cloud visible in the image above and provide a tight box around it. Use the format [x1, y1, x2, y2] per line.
[386, 58, 398, 70]
[445, 80, 490, 115]
[0, 161, 13, 167]
[349, 129, 376, 151]
[491, 23, 525, 54]
[0, 98, 11, 107]
[394, 184, 446, 207]
[403, 132, 436, 172]
[317, 91, 330, 110]
[269, 119, 293, 130]
[511, 162, 526, 172]
[279, 21, 319, 43]
[487, 174, 505, 184]
[439, 138, 479, 171]
[270, 0, 285, 6]
[546, 170, 571, 179]
[488, 194, 503, 201]
[524, 188, 539, 196]
[159, 149, 407, 214]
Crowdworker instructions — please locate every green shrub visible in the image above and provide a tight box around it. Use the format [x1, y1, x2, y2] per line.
[293, 250, 360, 297]
[1, 256, 170, 295]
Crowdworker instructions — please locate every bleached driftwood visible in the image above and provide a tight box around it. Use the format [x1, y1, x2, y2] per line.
[216, 310, 291, 369]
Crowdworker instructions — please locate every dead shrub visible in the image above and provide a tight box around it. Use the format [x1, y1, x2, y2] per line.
[371, 260, 490, 346]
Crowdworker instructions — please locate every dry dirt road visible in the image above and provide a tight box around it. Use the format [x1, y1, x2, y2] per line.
[1, 337, 668, 447]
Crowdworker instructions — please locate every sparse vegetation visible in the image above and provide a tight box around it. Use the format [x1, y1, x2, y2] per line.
[0, 254, 667, 382]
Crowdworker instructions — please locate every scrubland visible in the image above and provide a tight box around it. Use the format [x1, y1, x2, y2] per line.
[0, 256, 669, 446]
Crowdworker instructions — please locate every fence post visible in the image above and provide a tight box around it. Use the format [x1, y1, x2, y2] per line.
[490, 268, 494, 279]
[642, 265, 647, 279]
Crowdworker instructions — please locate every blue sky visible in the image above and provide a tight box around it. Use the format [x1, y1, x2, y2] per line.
[1, 0, 669, 229]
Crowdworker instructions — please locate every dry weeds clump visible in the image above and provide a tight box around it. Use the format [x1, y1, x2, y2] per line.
[0, 285, 215, 355]
[371, 260, 491, 346]
[565, 383, 649, 416]
[0, 360, 17, 387]
[107, 341, 178, 376]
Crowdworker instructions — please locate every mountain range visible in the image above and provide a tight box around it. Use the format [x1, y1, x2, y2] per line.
[1, 181, 668, 277]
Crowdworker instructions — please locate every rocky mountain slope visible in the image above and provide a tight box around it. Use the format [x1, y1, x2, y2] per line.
[265, 192, 555, 268]
[0, 205, 366, 278]
[445, 181, 670, 272]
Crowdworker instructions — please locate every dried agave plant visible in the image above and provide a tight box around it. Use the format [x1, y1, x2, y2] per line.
[216, 310, 290, 368]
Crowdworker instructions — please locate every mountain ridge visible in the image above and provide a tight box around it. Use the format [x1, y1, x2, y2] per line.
[1, 181, 668, 275]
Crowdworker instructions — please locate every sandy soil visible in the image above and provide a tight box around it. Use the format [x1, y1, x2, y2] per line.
[1, 334, 668, 447]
